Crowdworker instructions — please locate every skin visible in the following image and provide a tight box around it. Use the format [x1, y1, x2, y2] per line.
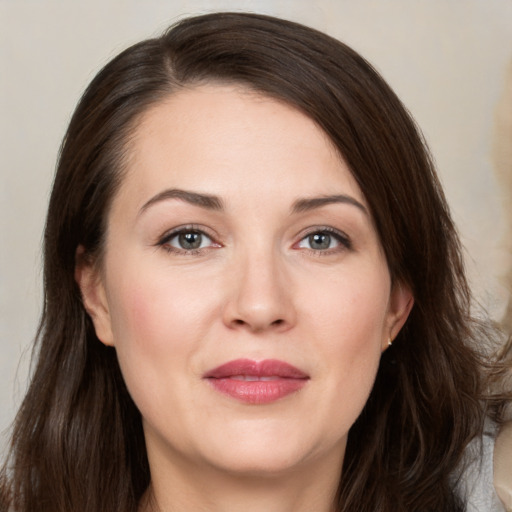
[77, 84, 413, 512]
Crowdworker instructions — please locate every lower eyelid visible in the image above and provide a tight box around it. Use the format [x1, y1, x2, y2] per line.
[156, 226, 225, 256]
[168, 232, 213, 249]
[156, 226, 352, 254]
[296, 229, 351, 250]
[158, 225, 213, 244]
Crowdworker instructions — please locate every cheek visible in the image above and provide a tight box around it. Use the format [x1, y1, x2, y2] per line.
[303, 268, 389, 431]
[109, 280, 171, 353]
[307, 266, 390, 351]
[103, 261, 213, 402]
[107, 261, 213, 350]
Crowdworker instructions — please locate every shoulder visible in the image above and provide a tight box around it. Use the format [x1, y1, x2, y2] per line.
[455, 422, 506, 512]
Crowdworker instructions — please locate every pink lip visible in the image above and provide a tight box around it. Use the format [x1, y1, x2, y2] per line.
[203, 359, 309, 404]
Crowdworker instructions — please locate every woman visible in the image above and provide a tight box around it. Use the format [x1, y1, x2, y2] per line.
[1, 12, 509, 512]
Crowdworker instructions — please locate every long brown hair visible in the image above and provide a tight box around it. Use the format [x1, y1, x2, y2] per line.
[1, 12, 508, 512]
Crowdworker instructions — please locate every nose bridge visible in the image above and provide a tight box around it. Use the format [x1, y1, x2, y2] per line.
[224, 240, 295, 332]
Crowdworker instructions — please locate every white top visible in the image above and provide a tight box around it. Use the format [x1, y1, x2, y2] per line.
[456, 426, 505, 511]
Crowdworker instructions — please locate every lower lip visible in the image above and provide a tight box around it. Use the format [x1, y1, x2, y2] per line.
[206, 377, 307, 404]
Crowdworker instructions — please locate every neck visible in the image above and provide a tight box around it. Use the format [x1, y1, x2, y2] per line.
[139, 448, 342, 512]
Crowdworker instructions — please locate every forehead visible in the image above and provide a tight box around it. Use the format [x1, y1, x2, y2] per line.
[115, 84, 366, 212]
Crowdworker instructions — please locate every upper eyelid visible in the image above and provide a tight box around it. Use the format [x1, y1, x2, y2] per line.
[295, 226, 353, 251]
[157, 224, 217, 244]
[167, 230, 213, 245]
[156, 226, 221, 255]
[298, 226, 350, 241]
[154, 224, 351, 249]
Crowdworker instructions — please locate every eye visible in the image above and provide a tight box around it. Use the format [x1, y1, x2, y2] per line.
[170, 231, 210, 250]
[296, 229, 351, 252]
[158, 227, 219, 253]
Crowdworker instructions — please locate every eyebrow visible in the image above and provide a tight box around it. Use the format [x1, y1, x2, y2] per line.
[139, 188, 367, 217]
[291, 195, 368, 215]
[139, 188, 224, 215]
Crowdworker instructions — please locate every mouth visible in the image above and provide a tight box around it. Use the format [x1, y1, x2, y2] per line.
[203, 359, 309, 404]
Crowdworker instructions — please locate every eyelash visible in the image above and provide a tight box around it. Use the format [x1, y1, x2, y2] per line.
[157, 225, 220, 255]
[295, 227, 352, 255]
[156, 226, 352, 256]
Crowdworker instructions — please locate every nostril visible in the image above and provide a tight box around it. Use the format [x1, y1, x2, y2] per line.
[230, 318, 285, 330]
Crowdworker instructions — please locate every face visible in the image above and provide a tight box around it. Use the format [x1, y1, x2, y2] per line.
[78, 85, 412, 481]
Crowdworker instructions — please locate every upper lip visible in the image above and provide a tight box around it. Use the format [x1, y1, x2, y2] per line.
[204, 359, 309, 379]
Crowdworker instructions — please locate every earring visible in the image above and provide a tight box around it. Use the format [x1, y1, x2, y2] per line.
[388, 338, 393, 347]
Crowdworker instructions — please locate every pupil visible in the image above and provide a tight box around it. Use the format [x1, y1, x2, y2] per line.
[179, 232, 202, 249]
[310, 233, 330, 250]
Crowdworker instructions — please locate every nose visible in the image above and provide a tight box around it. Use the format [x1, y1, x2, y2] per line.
[222, 249, 296, 333]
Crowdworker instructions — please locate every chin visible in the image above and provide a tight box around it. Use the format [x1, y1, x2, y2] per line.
[196, 424, 337, 477]
[207, 448, 307, 477]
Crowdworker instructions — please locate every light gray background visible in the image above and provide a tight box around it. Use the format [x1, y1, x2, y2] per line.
[2, 0, 512, 452]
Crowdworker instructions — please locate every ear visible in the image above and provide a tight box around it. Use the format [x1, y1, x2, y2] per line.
[74, 245, 115, 346]
[382, 281, 414, 351]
